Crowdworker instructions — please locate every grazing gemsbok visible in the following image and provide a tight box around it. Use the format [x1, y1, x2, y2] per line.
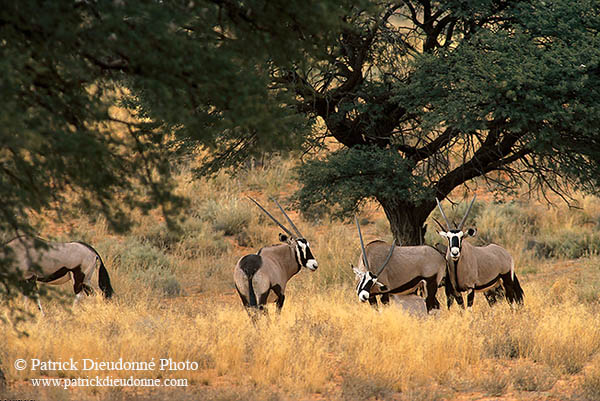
[2, 235, 114, 314]
[351, 216, 446, 312]
[390, 280, 428, 316]
[435, 195, 524, 308]
[233, 197, 317, 314]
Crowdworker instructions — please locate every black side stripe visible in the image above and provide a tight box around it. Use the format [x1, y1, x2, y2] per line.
[474, 274, 501, 291]
[379, 275, 434, 295]
[37, 266, 70, 283]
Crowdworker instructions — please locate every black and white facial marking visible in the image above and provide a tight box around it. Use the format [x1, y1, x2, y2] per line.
[280, 233, 318, 270]
[439, 228, 477, 261]
[295, 238, 318, 270]
[352, 267, 387, 302]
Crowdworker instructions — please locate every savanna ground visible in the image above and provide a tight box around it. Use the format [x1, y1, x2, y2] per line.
[3, 158, 600, 401]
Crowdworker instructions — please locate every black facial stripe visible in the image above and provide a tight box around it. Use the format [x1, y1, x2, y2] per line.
[450, 236, 460, 248]
[296, 239, 312, 267]
[357, 274, 375, 294]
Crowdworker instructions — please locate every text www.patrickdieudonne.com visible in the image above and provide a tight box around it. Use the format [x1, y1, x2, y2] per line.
[15, 357, 195, 389]
[30, 376, 188, 389]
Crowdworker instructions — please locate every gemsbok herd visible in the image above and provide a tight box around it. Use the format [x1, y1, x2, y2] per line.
[235, 195, 524, 317]
[1, 194, 522, 318]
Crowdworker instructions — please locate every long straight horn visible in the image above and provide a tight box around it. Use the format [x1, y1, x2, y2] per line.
[375, 240, 397, 276]
[355, 215, 370, 271]
[435, 198, 452, 229]
[458, 194, 477, 229]
[247, 197, 294, 238]
[270, 197, 303, 238]
[432, 217, 446, 231]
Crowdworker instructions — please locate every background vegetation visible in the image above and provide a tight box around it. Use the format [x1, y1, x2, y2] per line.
[2, 159, 600, 400]
[3, 1, 600, 399]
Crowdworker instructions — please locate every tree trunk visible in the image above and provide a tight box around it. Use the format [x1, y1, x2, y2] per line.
[379, 199, 435, 246]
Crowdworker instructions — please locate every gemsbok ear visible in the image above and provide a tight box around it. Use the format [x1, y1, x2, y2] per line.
[279, 233, 289, 242]
[439, 231, 449, 238]
[467, 228, 477, 237]
[352, 267, 362, 277]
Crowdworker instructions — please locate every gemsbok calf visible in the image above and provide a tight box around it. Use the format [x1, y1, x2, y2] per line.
[233, 197, 317, 314]
[352, 217, 446, 313]
[390, 280, 428, 316]
[435, 195, 524, 308]
[2, 235, 114, 314]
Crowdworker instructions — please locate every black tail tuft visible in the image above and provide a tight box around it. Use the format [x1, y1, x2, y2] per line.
[512, 274, 524, 304]
[98, 258, 114, 299]
[240, 254, 262, 307]
[76, 241, 114, 299]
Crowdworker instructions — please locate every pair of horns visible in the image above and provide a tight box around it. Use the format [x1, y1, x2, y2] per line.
[355, 215, 397, 276]
[434, 195, 477, 231]
[247, 196, 304, 239]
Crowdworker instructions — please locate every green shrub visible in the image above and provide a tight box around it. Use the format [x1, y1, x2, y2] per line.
[113, 239, 181, 297]
[177, 218, 229, 257]
[529, 230, 600, 259]
[199, 197, 253, 236]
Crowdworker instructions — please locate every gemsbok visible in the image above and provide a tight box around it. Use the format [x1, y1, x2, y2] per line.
[351, 216, 446, 313]
[233, 197, 317, 314]
[2, 235, 114, 314]
[390, 280, 428, 316]
[435, 195, 524, 308]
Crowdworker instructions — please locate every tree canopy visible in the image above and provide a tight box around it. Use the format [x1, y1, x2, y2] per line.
[0, 0, 353, 299]
[287, 0, 600, 243]
[2, 0, 600, 300]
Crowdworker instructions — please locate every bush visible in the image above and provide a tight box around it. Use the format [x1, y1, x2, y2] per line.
[511, 361, 556, 392]
[199, 197, 253, 236]
[177, 218, 230, 258]
[529, 230, 600, 259]
[114, 239, 181, 297]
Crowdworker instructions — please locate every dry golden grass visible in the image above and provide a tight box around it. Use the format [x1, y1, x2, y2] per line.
[3, 157, 600, 400]
[3, 279, 600, 400]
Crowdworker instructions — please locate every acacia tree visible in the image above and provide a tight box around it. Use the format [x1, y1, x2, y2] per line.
[278, 0, 600, 244]
[0, 0, 348, 299]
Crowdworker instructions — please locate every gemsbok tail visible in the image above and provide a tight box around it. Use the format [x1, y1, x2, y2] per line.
[239, 254, 262, 308]
[76, 241, 114, 299]
[512, 274, 524, 304]
[97, 255, 114, 299]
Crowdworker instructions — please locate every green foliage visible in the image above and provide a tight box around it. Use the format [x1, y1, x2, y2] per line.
[296, 145, 431, 218]
[113, 239, 181, 297]
[199, 198, 253, 236]
[397, 0, 600, 192]
[529, 230, 600, 259]
[0, 0, 355, 297]
[137, 218, 230, 258]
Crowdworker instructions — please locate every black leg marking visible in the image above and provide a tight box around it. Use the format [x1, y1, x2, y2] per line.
[484, 286, 505, 306]
[380, 293, 390, 305]
[425, 276, 440, 312]
[71, 266, 85, 294]
[368, 296, 378, 309]
[467, 290, 474, 308]
[455, 293, 465, 308]
[444, 277, 455, 309]
[484, 290, 497, 306]
[82, 284, 94, 296]
[271, 285, 285, 311]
